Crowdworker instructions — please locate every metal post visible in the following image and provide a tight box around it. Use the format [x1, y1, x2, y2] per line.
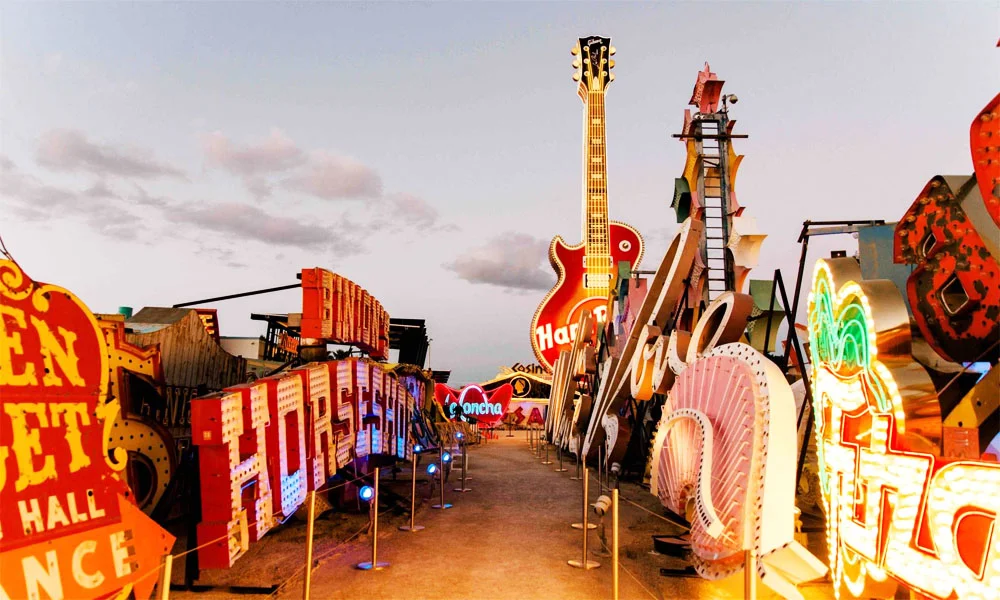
[159, 555, 173, 600]
[303, 491, 316, 598]
[454, 438, 472, 492]
[555, 445, 567, 472]
[744, 550, 757, 600]
[568, 467, 600, 569]
[570, 449, 581, 481]
[432, 448, 452, 509]
[612, 489, 619, 600]
[541, 436, 553, 465]
[399, 450, 424, 532]
[598, 446, 604, 491]
[356, 468, 389, 570]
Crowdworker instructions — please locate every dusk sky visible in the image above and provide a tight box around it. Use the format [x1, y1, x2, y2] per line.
[1, 2, 997, 384]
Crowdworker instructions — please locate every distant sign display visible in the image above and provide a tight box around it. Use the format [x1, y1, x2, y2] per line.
[301, 267, 389, 359]
[0, 259, 174, 600]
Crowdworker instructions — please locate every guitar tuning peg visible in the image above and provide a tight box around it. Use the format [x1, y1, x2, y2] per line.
[572, 72, 581, 81]
[609, 46, 616, 56]
[572, 58, 581, 69]
[571, 46, 579, 56]
[609, 73, 615, 81]
[609, 59, 615, 69]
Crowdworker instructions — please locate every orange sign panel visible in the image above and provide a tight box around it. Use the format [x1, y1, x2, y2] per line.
[301, 267, 389, 359]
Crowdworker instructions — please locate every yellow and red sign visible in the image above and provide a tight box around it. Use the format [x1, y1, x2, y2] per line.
[808, 258, 999, 600]
[0, 258, 174, 600]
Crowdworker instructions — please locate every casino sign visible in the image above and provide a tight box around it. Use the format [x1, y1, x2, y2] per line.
[0, 258, 174, 600]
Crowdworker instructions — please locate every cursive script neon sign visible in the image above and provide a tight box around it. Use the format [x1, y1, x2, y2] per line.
[808, 258, 999, 600]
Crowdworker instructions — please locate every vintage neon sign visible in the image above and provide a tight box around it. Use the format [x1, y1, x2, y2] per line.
[529, 35, 644, 372]
[301, 267, 390, 360]
[191, 357, 414, 569]
[645, 293, 827, 599]
[434, 383, 513, 425]
[808, 257, 999, 600]
[0, 258, 174, 600]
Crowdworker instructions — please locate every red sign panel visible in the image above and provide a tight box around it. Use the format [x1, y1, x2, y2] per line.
[191, 357, 416, 569]
[0, 258, 174, 600]
[301, 268, 389, 359]
[434, 383, 513, 425]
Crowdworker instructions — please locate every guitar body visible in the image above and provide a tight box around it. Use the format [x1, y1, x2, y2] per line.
[530, 221, 643, 371]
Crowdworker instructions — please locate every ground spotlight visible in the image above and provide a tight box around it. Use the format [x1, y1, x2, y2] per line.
[358, 485, 375, 502]
[414, 444, 423, 453]
[442, 451, 452, 463]
[427, 463, 439, 475]
[456, 432, 464, 440]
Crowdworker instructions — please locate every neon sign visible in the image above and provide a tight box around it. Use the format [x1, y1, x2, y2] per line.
[0, 258, 174, 600]
[301, 268, 389, 360]
[808, 257, 999, 600]
[434, 383, 513, 425]
[191, 357, 416, 569]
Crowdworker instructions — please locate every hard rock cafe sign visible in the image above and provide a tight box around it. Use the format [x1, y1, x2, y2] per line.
[0, 258, 174, 600]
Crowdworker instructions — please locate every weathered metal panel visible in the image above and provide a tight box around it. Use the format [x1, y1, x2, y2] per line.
[126, 307, 247, 434]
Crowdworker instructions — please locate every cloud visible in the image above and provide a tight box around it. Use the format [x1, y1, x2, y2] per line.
[445, 233, 555, 291]
[284, 150, 382, 200]
[164, 202, 360, 254]
[202, 128, 305, 176]
[36, 129, 185, 179]
[384, 193, 441, 229]
[1, 156, 144, 239]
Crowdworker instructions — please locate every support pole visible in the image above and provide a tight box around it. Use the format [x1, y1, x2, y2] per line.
[303, 491, 316, 599]
[357, 468, 389, 570]
[568, 467, 600, 569]
[744, 550, 757, 600]
[541, 437, 553, 465]
[432, 448, 452, 509]
[555, 445, 568, 472]
[454, 438, 472, 493]
[612, 489, 619, 600]
[399, 450, 424, 532]
[159, 555, 173, 600]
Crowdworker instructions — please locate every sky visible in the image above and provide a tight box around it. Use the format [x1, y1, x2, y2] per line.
[1, 2, 997, 385]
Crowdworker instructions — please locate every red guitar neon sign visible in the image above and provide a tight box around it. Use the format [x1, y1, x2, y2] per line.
[530, 35, 643, 372]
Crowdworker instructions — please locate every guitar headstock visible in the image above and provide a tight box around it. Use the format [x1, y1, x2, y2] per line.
[572, 36, 615, 93]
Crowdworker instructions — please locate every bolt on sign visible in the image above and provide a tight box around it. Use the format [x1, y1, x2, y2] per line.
[300, 268, 389, 360]
[0, 258, 174, 600]
[191, 357, 415, 569]
[808, 258, 999, 600]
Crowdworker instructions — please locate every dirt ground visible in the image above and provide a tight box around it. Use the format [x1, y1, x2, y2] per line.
[167, 435, 835, 599]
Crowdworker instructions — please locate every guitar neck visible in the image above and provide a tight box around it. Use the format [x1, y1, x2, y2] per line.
[582, 87, 611, 291]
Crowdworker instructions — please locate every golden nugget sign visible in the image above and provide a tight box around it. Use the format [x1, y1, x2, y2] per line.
[0, 259, 174, 600]
[808, 258, 999, 600]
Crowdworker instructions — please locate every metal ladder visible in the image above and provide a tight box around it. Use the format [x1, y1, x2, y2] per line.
[696, 115, 733, 300]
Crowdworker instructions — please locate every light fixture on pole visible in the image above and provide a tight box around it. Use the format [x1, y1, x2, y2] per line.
[399, 445, 425, 532]
[356, 467, 389, 571]
[432, 447, 452, 509]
